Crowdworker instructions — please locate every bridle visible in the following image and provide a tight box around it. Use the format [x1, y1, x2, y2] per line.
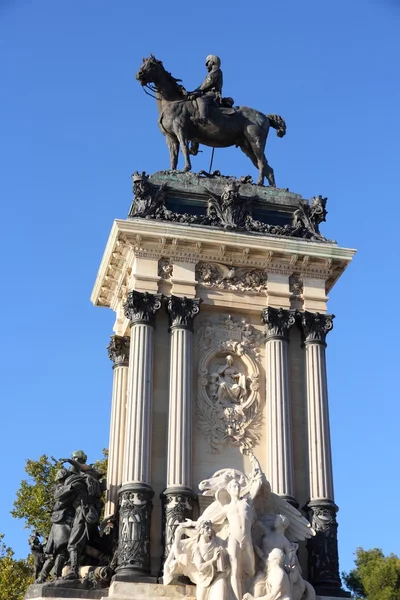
[142, 82, 159, 99]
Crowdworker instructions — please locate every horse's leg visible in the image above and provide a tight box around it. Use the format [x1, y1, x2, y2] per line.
[261, 125, 276, 187]
[240, 142, 259, 171]
[174, 126, 192, 172]
[243, 126, 268, 186]
[263, 162, 276, 187]
[166, 135, 179, 170]
[245, 124, 276, 187]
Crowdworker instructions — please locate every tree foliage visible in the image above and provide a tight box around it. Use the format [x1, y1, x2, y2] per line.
[11, 450, 108, 537]
[0, 534, 32, 600]
[343, 547, 400, 600]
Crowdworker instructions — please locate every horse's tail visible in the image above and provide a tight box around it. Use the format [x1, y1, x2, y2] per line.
[267, 114, 286, 138]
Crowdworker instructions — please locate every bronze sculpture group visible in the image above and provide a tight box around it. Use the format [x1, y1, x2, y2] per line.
[136, 55, 286, 187]
[34, 451, 112, 585]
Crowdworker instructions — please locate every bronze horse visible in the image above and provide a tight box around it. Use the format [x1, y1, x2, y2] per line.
[136, 55, 286, 186]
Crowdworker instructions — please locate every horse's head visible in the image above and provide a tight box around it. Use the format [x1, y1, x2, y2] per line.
[136, 54, 163, 86]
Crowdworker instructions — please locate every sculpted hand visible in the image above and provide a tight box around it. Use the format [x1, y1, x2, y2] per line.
[213, 548, 220, 560]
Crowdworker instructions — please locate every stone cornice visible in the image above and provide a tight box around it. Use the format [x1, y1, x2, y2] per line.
[107, 335, 130, 366]
[124, 291, 163, 326]
[262, 307, 297, 340]
[166, 296, 202, 331]
[91, 219, 356, 309]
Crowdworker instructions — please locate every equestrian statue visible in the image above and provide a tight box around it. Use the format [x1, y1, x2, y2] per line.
[136, 55, 286, 187]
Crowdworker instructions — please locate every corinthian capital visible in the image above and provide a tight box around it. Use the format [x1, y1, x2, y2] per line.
[107, 335, 130, 366]
[124, 291, 163, 326]
[167, 296, 202, 331]
[262, 307, 296, 340]
[301, 311, 334, 344]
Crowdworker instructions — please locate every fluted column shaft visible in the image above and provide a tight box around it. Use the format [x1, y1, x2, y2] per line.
[166, 326, 193, 489]
[161, 296, 201, 563]
[301, 311, 344, 596]
[105, 335, 130, 519]
[262, 307, 296, 505]
[116, 291, 162, 580]
[123, 322, 155, 485]
[305, 340, 334, 501]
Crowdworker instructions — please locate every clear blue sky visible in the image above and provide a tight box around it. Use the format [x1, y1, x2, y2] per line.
[1, 0, 399, 583]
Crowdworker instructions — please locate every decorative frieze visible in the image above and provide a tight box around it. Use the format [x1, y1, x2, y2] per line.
[167, 296, 202, 331]
[300, 311, 334, 344]
[262, 307, 296, 339]
[124, 291, 163, 326]
[307, 501, 343, 594]
[116, 485, 154, 577]
[127, 171, 333, 241]
[107, 335, 130, 366]
[196, 262, 268, 295]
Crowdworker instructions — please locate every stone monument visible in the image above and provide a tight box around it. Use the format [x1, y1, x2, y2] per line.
[25, 55, 356, 600]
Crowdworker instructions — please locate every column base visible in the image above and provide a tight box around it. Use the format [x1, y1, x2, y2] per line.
[160, 487, 196, 576]
[314, 587, 351, 598]
[307, 500, 346, 595]
[116, 483, 154, 578]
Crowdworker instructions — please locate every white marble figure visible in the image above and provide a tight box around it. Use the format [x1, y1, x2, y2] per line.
[286, 545, 316, 600]
[163, 453, 316, 600]
[255, 515, 297, 568]
[196, 453, 263, 600]
[244, 549, 291, 600]
[216, 355, 247, 404]
[163, 520, 231, 600]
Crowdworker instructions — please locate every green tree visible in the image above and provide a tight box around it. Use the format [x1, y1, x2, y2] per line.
[0, 534, 32, 600]
[11, 451, 108, 537]
[343, 547, 400, 600]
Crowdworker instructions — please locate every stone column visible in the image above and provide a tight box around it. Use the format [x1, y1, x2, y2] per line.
[262, 307, 296, 505]
[161, 296, 201, 562]
[301, 311, 344, 597]
[116, 291, 162, 580]
[105, 335, 130, 519]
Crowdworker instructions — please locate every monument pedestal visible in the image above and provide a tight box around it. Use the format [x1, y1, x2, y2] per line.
[89, 171, 356, 598]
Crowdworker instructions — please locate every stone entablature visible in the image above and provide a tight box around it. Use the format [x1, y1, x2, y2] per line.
[91, 219, 355, 332]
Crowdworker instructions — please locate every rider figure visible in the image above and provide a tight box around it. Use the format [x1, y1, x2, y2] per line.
[190, 55, 223, 125]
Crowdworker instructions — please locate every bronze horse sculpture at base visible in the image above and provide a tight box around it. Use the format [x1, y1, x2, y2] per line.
[136, 56, 286, 186]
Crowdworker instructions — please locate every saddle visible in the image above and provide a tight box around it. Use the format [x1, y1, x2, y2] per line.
[213, 96, 236, 116]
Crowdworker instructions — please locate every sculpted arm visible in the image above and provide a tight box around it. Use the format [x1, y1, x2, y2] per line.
[248, 454, 263, 499]
[195, 74, 214, 93]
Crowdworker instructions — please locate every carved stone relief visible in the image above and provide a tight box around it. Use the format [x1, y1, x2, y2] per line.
[196, 262, 268, 295]
[289, 274, 303, 299]
[117, 486, 153, 574]
[158, 257, 173, 281]
[196, 315, 263, 453]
